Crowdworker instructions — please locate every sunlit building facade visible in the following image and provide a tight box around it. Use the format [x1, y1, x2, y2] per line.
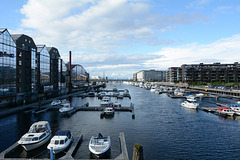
[168, 67, 182, 83]
[0, 29, 16, 99]
[135, 70, 167, 82]
[181, 62, 240, 84]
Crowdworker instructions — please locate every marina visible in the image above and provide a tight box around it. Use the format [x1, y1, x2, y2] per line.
[1, 83, 240, 159]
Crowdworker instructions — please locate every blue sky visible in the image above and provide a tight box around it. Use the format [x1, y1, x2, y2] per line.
[1, 0, 240, 79]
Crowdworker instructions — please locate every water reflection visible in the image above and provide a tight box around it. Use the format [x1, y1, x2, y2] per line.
[2, 83, 240, 159]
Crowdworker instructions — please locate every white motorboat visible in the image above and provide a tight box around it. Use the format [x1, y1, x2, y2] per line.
[150, 86, 157, 93]
[51, 100, 61, 106]
[89, 133, 111, 158]
[217, 107, 235, 116]
[100, 97, 113, 107]
[47, 130, 73, 154]
[59, 102, 74, 115]
[18, 121, 52, 151]
[174, 89, 184, 96]
[104, 106, 115, 116]
[186, 94, 195, 100]
[123, 89, 130, 97]
[181, 98, 199, 109]
[196, 93, 204, 98]
[229, 104, 240, 115]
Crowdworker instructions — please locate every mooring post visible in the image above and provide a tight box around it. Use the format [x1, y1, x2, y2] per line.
[132, 144, 143, 160]
[50, 147, 54, 160]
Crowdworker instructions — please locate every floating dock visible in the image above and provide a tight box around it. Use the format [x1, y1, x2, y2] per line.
[115, 132, 129, 160]
[0, 132, 129, 160]
[60, 133, 83, 160]
[199, 107, 218, 113]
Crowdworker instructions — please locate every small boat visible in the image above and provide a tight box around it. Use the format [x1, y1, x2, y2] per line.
[181, 98, 199, 109]
[104, 106, 115, 116]
[59, 102, 74, 115]
[123, 89, 130, 97]
[51, 100, 61, 106]
[18, 121, 52, 151]
[113, 102, 121, 108]
[100, 97, 113, 107]
[174, 89, 184, 96]
[229, 104, 240, 115]
[150, 86, 157, 93]
[89, 133, 111, 158]
[186, 94, 195, 100]
[195, 93, 204, 98]
[217, 107, 235, 116]
[47, 130, 73, 154]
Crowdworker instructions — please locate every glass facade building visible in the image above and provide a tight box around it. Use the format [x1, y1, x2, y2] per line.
[1, 28, 88, 107]
[0, 29, 16, 98]
[37, 45, 51, 93]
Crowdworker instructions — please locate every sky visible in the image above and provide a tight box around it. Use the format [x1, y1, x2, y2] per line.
[1, 0, 240, 79]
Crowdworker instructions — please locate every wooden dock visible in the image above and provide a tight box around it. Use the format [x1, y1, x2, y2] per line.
[115, 132, 129, 160]
[60, 133, 83, 160]
[0, 142, 21, 159]
[0, 132, 129, 160]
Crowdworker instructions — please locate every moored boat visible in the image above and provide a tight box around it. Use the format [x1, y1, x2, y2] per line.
[181, 98, 199, 109]
[104, 106, 115, 116]
[18, 121, 52, 151]
[217, 107, 235, 117]
[100, 97, 113, 107]
[47, 130, 73, 154]
[89, 133, 111, 158]
[229, 104, 240, 115]
[51, 100, 61, 106]
[196, 93, 204, 98]
[59, 102, 74, 115]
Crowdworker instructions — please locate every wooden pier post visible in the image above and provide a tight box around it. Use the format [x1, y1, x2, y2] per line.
[132, 144, 143, 160]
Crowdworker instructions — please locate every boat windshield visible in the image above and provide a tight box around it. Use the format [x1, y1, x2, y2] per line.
[29, 124, 47, 133]
[91, 138, 108, 145]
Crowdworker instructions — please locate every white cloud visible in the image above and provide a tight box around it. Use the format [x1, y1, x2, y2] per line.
[187, 0, 210, 9]
[19, 0, 208, 52]
[143, 34, 240, 69]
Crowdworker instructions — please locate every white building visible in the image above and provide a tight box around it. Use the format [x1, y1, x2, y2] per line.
[134, 70, 167, 82]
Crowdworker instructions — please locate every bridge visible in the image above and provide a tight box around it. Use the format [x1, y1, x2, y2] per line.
[90, 79, 133, 82]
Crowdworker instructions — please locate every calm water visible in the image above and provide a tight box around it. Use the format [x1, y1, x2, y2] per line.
[1, 83, 240, 159]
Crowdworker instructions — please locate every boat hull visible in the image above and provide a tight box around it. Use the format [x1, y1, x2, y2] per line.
[181, 101, 198, 109]
[49, 140, 72, 154]
[20, 133, 52, 151]
[217, 111, 235, 117]
[89, 136, 111, 158]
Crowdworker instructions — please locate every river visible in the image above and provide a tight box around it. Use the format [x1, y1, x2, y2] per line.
[1, 82, 240, 159]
